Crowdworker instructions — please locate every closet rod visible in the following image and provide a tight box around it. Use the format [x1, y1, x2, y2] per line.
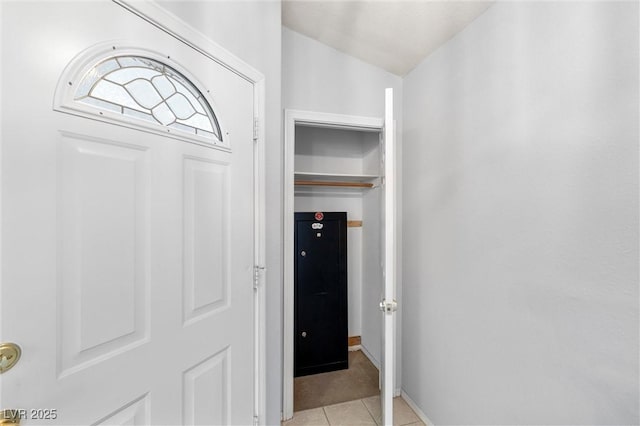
[294, 180, 374, 188]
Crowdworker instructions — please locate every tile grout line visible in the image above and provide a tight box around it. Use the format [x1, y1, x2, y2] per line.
[322, 406, 331, 425]
[359, 398, 379, 425]
[286, 395, 423, 426]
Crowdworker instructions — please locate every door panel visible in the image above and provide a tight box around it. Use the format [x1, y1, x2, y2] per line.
[183, 156, 230, 323]
[58, 132, 150, 377]
[94, 395, 149, 425]
[294, 212, 348, 377]
[1, 2, 254, 424]
[182, 347, 230, 426]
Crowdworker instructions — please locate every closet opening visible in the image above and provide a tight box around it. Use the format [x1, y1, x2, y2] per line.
[283, 110, 386, 420]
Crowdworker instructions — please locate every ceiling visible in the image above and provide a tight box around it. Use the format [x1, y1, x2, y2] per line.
[282, 1, 494, 76]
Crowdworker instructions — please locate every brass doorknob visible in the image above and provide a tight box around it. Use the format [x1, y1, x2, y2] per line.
[0, 343, 21, 374]
[0, 409, 21, 425]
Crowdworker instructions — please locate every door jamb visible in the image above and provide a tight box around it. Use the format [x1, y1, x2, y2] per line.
[113, 1, 267, 423]
[283, 109, 383, 421]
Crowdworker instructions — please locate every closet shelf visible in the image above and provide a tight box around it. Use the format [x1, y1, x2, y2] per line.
[294, 172, 379, 188]
[295, 180, 373, 188]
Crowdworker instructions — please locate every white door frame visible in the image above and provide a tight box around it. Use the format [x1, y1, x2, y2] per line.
[283, 109, 384, 421]
[113, 1, 268, 423]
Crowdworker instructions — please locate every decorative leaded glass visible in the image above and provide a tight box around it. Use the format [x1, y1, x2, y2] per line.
[75, 56, 222, 141]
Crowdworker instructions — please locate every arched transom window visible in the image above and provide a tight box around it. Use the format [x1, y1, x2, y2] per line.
[74, 55, 222, 141]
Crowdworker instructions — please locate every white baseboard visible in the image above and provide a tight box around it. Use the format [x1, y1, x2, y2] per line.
[401, 390, 435, 426]
[359, 344, 380, 370]
[356, 346, 400, 399]
[359, 346, 401, 397]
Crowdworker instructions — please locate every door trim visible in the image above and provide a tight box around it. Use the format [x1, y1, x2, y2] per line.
[283, 109, 383, 421]
[113, 1, 267, 423]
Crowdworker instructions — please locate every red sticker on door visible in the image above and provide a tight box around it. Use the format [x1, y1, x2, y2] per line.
[314, 212, 324, 221]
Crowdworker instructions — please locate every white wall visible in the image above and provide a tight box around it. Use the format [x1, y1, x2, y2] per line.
[283, 27, 403, 380]
[283, 27, 402, 118]
[361, 186, 381, 367]
[402, 2, 639, 424]
[294, 126, 379, 175]
[154, 2, 283, 424]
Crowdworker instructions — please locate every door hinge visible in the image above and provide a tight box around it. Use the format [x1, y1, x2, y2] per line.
[379, 299, 397, 313]
[253, 117, 259, 141]
[254, 265, 265, 290]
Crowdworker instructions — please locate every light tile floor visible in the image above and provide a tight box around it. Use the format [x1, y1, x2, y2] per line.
[283, 396, 425, 426]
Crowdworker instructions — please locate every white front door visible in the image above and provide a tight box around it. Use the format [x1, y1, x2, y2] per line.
[381, 88, 397, 426]
[0, 2, 255, 425]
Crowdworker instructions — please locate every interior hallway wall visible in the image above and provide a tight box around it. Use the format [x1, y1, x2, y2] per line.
[282, 27, 403, 385]
[154, 2, 283, 424]
[402, 2, 639, 424]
